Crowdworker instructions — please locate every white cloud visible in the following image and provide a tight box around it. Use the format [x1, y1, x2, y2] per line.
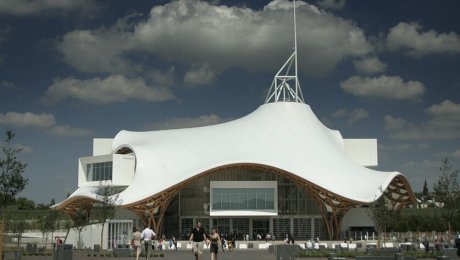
[340, 75, 426, 100]
[0, 112, 56, 128]
[453, 150, 460, 159]
[57, 29, 137, 74]
[401, 159, 442, 190]
[379, 143, 411, 151]
[332, 108, 368, 124]
[144, 114, 232, 130]
[49, 125, 92, 137]
[42, 74, 175, 105]
[0, 80, 16, 89]
[147, 67, 177, 87]
[425, 100, 460, 128]
[0, 0, 99, 16]
[386, 22, 460, 57]
[183, 63, 218, 87]
[384, 100, 460, 140]
[353, 56, 387, 74]
[0, 111, 91, 137]
[317, 0, 346, 10]
[57, 0, 373, 77]
[12, 144, 33, 153]
[383, 115, 408, 131]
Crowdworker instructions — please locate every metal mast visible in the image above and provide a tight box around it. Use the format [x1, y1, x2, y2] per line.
[265, 0, 304, 104]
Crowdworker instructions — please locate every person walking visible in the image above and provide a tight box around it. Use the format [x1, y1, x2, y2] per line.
[209, 229, 221, 260]
[141, 226, 156, 260]
[132, 227, 142, 260]
[189, 222, 207, 260]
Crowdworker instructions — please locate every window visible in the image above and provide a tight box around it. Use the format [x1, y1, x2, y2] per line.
[87, 161, 113, 181]
[211, 188, 275, 211]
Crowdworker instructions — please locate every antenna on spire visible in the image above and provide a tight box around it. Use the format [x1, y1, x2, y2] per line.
[265, 0, 304, 104]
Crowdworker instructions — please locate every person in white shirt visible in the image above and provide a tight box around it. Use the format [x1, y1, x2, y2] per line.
[141, 226, 156, 260]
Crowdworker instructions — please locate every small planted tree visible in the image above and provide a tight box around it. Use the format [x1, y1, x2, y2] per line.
[367, 194, 395, 249]
[72, 208, 90, 249]
[0, 130, 28, 256]
[95, 184, 119, 254]
[433, 157, 460, 235]
[5, 216, 29, 250]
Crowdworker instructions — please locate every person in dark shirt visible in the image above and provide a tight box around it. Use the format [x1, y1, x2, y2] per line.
[189, 222, 207, 260]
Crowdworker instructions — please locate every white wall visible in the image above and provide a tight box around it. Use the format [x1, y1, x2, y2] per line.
[343, 139, 378, 167]
[93, 139, 114, 156]
[66, 223, 104, 249]
[78, 154, 135, 187]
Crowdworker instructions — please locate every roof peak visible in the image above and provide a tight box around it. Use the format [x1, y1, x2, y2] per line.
[265, 0, 304, 104]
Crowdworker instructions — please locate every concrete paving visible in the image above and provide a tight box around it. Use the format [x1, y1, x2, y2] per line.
[17, 250, 289, 260]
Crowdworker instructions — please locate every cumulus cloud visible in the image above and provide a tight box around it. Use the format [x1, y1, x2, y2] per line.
[57, 30, 138, 74]
[353, 56, 387, 74]
[386, 22, 460, 57]
[16, 144, 33, 153]
[49, 125, 92, 137]
[384, 100, 460, 140]
[147, 67, 177, 87]
[0, 0, 99, 16]
[332, 108, 368, 124]
[183, 63, 218, 87]
[144, 114, 233, 130]
[0, 111, 91, 137]
[0, 80, 16, 89]
[453, 149, 460, 158]
[57, 0, 373, 77]
[42, 74, 175, 105]
[317, 0, 346, 10]
[340, 75, 426, 100]
[0, 112, 56, 128]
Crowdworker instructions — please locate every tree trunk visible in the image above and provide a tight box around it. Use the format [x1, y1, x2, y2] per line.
[0, 219, 4, 260]
[100, 222, 105, 256]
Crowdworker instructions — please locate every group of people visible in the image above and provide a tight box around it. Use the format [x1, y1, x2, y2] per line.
[189, 222, 222, 260]
[131, 222, 224, 260]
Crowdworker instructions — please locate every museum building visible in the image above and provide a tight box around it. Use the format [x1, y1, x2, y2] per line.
[54, 2, 416, 245]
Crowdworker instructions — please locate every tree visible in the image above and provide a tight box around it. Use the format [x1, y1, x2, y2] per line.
[37, 199, 60, 249]
[5, 216, 29, 250]
[422, 179, 429, 200]
[367, 195, 396, 248]
[16, 197, 36, 209]
[71, 208, 90, 249]
[433, 157, 460, 235]
[95, 185, 119, 254]
[0, 130, 28, 257]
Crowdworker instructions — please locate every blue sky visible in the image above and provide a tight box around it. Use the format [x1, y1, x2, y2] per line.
[0, 0, 459, 204]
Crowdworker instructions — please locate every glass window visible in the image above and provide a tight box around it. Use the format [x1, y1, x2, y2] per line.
[211, 188, 274, 211]
[86, 161, 113, 181]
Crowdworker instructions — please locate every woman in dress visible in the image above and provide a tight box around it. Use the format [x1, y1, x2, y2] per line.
[132, 227, 142, 260]
[209, 229, 221, 260]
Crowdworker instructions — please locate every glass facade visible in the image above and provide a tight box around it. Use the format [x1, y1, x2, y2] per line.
[212, 188, 275, 211]
[86, 161, 112, 181]
[162, 166, 328, 240]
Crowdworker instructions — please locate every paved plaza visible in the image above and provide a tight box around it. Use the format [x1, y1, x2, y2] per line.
[17, 250, 286, 260]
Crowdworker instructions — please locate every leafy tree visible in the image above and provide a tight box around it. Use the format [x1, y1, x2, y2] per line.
[0, 130, 28, 256]
[16, 197, 36, 209]
[95, 185, 119, 254]
[422, 179, 429, 200]
[433, 157, 460, 234]
[367, 195, 395, 248]
[5, 216, 29, 250]
[71, 208, 90, 249]
[36, 199, 60, 248]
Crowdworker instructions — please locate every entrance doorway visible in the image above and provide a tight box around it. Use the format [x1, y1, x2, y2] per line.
[252, 219, 269, 240]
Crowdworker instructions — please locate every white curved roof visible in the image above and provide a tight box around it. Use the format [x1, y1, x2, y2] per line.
[105, 101, 403, 206]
